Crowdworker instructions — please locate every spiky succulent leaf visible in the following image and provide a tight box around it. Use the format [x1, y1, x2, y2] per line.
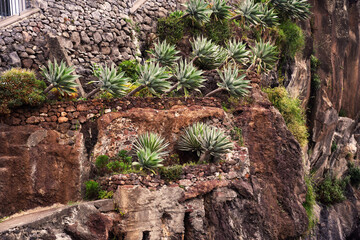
[235, 0, 263, 26]
[217, 65, 251, 97]
[271, 0, 311, 20]
[210, 0, 231, 20]
[91, 64, 130, 97]
[178, 122, 208, 156]
[250, 40, 279, 73]
[149, 40, 180, 67]
[259, 4, 279, 27]
[174, 60, 205, 93]
[184, 0, 212, 24]
[191, 36, 227, 69]
[138, 62, 171, 94]
[133, 148, 164, 169]
[199, 126, 233, 157]
[41, 60, 79, 95]
[133, 132, 169, 157]
[225, 39, 250, 65]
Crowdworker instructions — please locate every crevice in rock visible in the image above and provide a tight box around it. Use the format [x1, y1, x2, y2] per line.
[80, 120, 99, 157]
[142, 231, 150, 240]
[183, 212, 192, 240]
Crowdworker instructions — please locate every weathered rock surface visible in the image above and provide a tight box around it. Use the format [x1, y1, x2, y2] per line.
[0, 124, 87, 217]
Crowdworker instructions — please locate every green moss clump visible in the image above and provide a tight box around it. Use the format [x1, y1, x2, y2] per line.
[0, 68, 46, 114]
[204, 18, 231, 45]
[277, 20, 305, 58]
[263, 87, 309, 146]
[95, 155, 110, 170]
[158, 165, 183, 182]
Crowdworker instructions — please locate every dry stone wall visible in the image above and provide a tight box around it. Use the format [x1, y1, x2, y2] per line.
[0, 0, 179, 75]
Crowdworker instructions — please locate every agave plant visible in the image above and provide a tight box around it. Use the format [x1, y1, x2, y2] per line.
[190, 36, 227, 69]
[259, 4, 279, 27]
[178, 122, 207, 156]
[249, 40, 279, 73]
[210, 0, 231, 20]
[178, 122, 233, 162]
[206, 65, 251, 97]
[148, 40, 180, 68]
[41, 60, 79, 95]
[182, 0, 212, 24]
[225, 39, 250, 65]
[271, 0, 311, 20]
[231, 0, 263, 26]
[133, 132, 169, 157]
[87, 64, 130, 98]
[165, 60, 205, 95]
[126, 62, 170, 96]
[132, 148, 164, 170]
[198, 126, 233, 162]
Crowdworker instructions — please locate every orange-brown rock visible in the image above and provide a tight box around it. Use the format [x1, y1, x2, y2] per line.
[0, 124, 86, 217]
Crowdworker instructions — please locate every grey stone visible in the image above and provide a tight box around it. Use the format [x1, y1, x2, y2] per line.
[93, 32, 102, 43]
[9, 52, 21, 66]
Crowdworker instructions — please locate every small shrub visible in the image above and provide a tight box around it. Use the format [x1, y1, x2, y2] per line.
[316, 174, 347, 205]
[99, 190, 114, 199]
[85, 180, 100, 200]
[277, 20, 305, 58]
[158, 165, 183, 181]
[118, 60, 140, 83]
[263, 87, 308, 146]
[348, 162, 360, 188]
[0, 68, 46, 114]
[95, 155, 110, 169]
[157, 15, 185, 45]
[204, 18, 231, 45]
[106, 161, 122, 172]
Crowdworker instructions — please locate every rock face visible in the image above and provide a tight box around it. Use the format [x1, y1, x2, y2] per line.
[0, 124, 87, 217]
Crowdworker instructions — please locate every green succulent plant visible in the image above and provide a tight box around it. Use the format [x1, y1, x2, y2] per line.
[259, 4, 279, 27]
[225, 39, 250, 65]
[249, 40, 279, 73]
[206, 65, 251, 97]
[199, 126, 233, 161]
[190, 36, 227, 69]
[166, 60, 205, 95]
[271, 0, 311, 20]
[231, 0, 263, 26]
[41, 60, 79, 95]
[87, 64, 130, 98]
[148, 40, 180, 68]
[178, 122, 233, 162]
[178, 122, 207, 156]
[183, 0, 212, 24]
[133, 148, 164, 170]
[210, 0, 231, 20]
[133, 132, 169, 157]
[126, 62, 170, 96]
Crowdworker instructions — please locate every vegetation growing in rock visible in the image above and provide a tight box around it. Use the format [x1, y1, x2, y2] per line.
[316, 174, 348, 205]
[348, 162, 360, 188]
[87, 64, 130, 98]
[303, 176, 317, 231]
[263, 87, 308, 146]
[118, 60, 140, 83]
[41, 60, 79, 95]
[178, 122, 233, 162]
[277, 19, 305, 58]
[0, 68, 46, 114]
[132, 132, 169, 170]
[85, 180, 100, 200]
[158, 165, 183, 181]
